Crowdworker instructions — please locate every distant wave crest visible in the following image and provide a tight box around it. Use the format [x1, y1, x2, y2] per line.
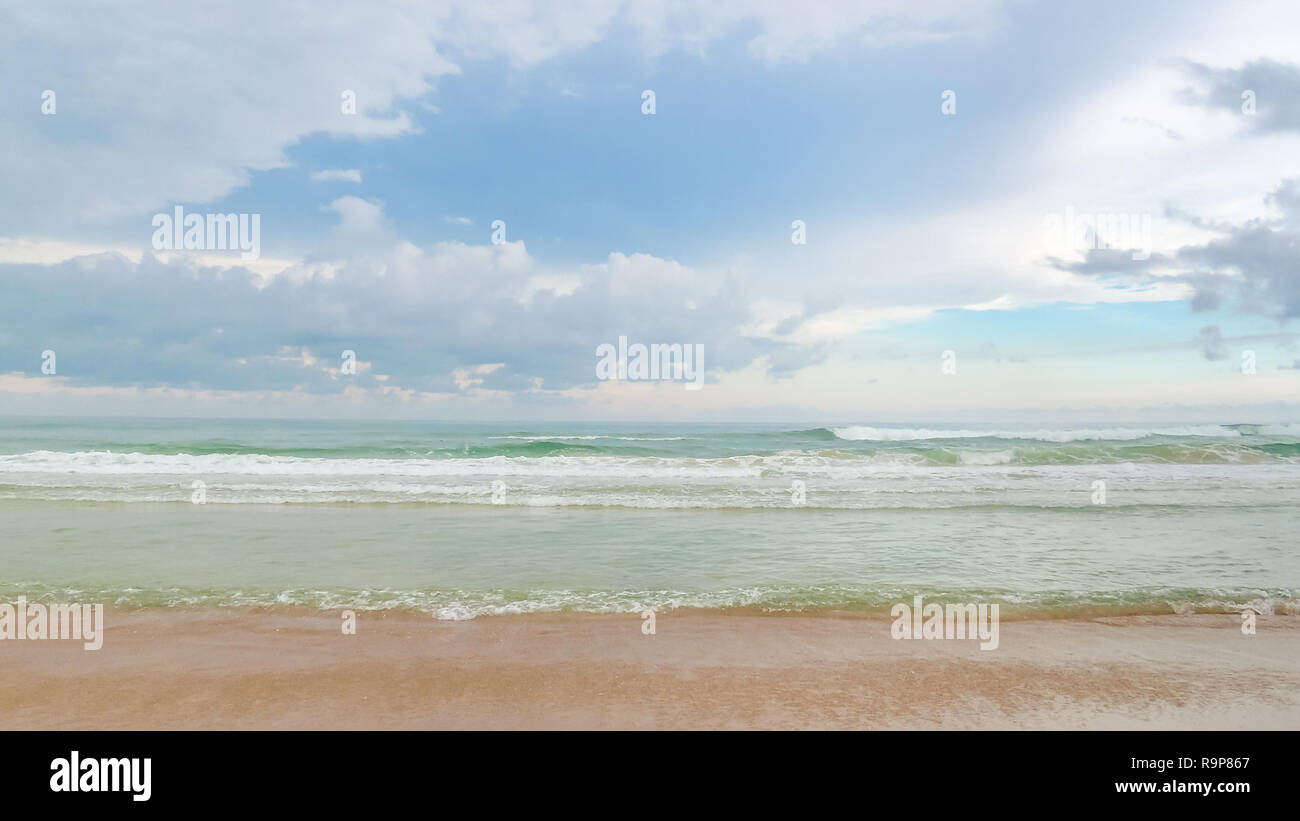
[827, 424, 1246, 442]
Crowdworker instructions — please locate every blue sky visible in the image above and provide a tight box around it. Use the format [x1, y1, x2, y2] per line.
[2, 0, 1299, 420]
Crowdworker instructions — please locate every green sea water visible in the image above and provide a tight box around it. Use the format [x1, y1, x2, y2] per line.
[1, 417, 1297, 618]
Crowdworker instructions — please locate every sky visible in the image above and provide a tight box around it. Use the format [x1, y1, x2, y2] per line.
[1, 0, 1299, 422]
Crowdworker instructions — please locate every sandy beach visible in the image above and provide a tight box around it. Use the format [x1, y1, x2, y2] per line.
[1, 608, 1297, 730]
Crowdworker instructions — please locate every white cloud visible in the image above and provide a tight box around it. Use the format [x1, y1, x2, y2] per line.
[620, 0, 1007, 62]
[0, 236, 297, 280]
[3, 4, 455, 234]
[309, 169, 363, 183]
[0, 0, 1013, 236]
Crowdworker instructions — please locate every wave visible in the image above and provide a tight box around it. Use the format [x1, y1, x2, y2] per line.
[1, 421, 1297, 506]
[490, 434, 688, 441]
[827, 424, 1247, 442]
[3, 440, 1298, 475]
[5, 423, 1295, 464]
[3, 580, 1295, 620]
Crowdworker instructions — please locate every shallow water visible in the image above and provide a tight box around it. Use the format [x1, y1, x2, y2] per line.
[1, 417, 1296, 618]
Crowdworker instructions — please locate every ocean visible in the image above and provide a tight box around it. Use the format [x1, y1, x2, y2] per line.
[1, 417, 1297, 618]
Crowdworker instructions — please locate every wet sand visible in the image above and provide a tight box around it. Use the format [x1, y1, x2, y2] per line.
[1, 608, 1297, 730]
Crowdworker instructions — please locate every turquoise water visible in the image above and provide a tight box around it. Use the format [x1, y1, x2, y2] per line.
[0, 417, 1297, 617]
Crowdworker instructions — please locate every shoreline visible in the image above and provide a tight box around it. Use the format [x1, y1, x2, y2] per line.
[1, 607, 1297, 729]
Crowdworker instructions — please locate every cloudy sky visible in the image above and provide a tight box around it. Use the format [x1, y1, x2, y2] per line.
[2, 0, 1299, 421]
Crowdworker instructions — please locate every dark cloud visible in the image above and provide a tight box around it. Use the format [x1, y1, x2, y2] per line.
[0, 245, 811, 394]
[1051, 178, 1300, 321]
[1179, 58, 1300, 135]
[758, 339, 830, 379]
[1193, 325, 1227, 360]
[1176, 220, 1300, 318]
[1046, 248, 1169, 277]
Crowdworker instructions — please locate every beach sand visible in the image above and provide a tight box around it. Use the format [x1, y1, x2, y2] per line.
[1, 608, 1297, 730]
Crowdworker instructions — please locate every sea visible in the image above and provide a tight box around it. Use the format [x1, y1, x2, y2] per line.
[1, 417, 1297, 619]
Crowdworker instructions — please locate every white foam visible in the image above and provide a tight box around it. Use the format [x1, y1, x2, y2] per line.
[829, 425, 1244, 442]
[959, 449, 1015, 465]
[489, 435, 687, 441]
